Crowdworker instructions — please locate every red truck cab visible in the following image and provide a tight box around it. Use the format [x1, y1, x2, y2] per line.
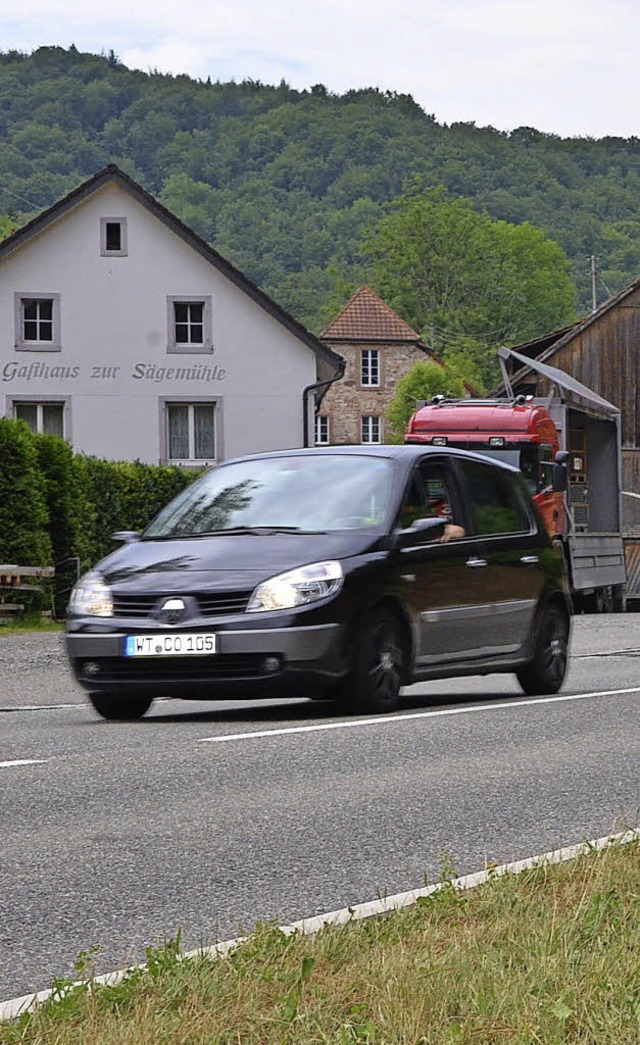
[405, 397, 565, 537]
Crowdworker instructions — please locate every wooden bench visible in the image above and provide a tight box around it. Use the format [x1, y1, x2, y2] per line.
[0, 565, 55, 587]
[0, 565, 55, 622]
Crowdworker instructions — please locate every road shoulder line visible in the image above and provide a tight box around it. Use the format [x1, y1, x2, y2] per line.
[1, 827, 637, 1024]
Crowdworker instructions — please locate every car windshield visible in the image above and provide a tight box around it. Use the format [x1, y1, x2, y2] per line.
[144, 454, 394, 538]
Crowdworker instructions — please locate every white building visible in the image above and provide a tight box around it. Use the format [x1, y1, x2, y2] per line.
[0, 165, 342, 465]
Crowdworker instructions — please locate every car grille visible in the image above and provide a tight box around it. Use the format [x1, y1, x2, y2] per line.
[111, 591, 251, 619]
[82, 654, 272, 682]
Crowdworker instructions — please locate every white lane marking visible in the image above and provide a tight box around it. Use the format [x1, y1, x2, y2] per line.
[199, 686, 640, 743]
[0, 704, 81, 713]
[0, 759, 47, 768]
[1, 827, 637, 1023]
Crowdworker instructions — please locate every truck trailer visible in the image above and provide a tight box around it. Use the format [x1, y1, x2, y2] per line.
[404, 347, 627, 612]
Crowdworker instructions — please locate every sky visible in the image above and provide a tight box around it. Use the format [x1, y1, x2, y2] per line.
[2, 0, 639, 140]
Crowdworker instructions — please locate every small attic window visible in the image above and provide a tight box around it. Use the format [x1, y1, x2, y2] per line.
[100, 217, 127, 257]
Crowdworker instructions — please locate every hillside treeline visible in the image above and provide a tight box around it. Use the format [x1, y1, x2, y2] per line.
[1, 45, 639, 335]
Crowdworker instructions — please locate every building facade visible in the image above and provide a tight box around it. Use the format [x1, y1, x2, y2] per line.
[0, 165, 342, 465]
[317, 286, 442, 445]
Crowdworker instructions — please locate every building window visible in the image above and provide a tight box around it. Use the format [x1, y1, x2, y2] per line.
[315, 415, 330, 445]
[100, 217, 128, 256]
[167, 296, 213, 353]
[361, 348, 380, 387]
[15, 294, 61, 351]
[361, 415, 382, 444]
[166, 402, 216, 462]
[175, 302, 203, 344]
[14, 401, 64, 438]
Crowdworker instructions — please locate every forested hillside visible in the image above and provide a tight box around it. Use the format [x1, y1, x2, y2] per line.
[2, 44, 640, 338]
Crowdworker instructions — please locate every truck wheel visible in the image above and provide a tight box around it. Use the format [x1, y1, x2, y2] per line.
[341, 609, 406, 714]
[88, 692, 154, 721]
[516, 605, 569, 696]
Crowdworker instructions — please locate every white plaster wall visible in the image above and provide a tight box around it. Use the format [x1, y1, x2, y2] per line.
[0, 181, 317, 462]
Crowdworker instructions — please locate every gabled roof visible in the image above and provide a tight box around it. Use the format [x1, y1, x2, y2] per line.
[0, 164, 342, 376]
[321, 286, 422, 343]
[495, 274, 640, 391]
[499, 322, 580, 362]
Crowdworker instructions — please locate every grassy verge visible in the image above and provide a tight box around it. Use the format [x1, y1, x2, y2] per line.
[0, 613, 63, 634]
[1, 838, 638, 1044]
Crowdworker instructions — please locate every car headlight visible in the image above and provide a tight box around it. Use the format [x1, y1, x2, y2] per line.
[247, 561, 344, 612]
[68, 572, 114, 617]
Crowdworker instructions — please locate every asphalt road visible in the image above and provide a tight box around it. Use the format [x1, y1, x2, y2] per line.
[1, 616, 639, 1002]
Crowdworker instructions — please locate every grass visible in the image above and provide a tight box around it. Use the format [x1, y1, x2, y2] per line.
[0, 612, 63, 634]
[1, 838, 638, 1044]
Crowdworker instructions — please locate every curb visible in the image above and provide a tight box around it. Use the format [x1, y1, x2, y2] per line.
[1, 827, 637, 1023]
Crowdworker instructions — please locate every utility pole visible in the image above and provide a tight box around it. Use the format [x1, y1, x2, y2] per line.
[589, 254, 598, 313]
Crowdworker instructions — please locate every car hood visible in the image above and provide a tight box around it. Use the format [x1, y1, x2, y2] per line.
[97, 531, 385, 593]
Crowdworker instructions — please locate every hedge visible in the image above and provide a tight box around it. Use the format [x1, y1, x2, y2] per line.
[0, 418, 52, 566]
[0, 419, 196, 614]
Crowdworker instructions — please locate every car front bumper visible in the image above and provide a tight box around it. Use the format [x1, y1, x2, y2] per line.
[65, 620, 346, 699]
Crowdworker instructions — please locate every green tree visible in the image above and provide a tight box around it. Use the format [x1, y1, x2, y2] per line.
[363, 186, 578, 387]
[0, 214, 16, 240]
[385, 360, 466, 443]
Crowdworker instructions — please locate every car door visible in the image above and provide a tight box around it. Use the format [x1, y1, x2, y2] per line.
[453, 457, 546, 657]
[393, 456, 497, 666]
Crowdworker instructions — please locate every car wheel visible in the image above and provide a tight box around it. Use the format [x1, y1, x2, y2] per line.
[342, 609, 406, 714]
[88, 692, 154, 721]
[516, 605, 569, 696]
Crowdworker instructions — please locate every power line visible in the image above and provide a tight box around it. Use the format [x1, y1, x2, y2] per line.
[0, 185, 39, 209]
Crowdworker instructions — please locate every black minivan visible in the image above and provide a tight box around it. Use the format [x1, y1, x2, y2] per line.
[66, 445, 571, 720]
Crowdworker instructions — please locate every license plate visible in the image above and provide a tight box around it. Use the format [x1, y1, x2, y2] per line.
[124, 633, 217, 657]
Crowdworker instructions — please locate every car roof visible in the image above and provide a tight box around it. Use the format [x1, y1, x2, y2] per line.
[219, 444, 522, 475]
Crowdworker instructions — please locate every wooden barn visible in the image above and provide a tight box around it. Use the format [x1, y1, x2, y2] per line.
[497, 280, 640, 603]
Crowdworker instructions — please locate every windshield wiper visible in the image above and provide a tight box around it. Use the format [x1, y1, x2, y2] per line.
[170, 526, 329, 537]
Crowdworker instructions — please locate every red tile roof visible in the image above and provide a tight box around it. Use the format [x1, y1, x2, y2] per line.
[321, 286, 422, 342]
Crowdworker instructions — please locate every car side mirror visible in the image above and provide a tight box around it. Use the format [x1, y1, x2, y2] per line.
[111, 530, 141, 543]
[552, 450, 569, 493]
[392, 516, 446, 547]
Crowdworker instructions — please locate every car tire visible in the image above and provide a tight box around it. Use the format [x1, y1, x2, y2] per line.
[88, 692, 154, 721]
[516, 604, 569, 696]
[341, 608, 406, 714]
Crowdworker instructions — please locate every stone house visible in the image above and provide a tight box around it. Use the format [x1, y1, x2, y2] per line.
[317, 286, 444, 445]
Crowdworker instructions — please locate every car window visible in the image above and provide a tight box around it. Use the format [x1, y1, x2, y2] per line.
[397, 461, 463, 535]
[459, 460, 532, 536]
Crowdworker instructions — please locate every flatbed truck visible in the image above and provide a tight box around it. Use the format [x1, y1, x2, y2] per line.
[405, 347, 627, 611]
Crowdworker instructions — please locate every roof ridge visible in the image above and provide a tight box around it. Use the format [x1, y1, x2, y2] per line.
[321, 286, 422, 342]
[0, 164, 342, 374]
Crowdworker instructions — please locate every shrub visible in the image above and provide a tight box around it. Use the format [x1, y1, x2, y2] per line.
[72, 456, 195, 568]
[0, 418, 52, 565]
[0, 417, 197, 615]
[385, 361, 466, 442]
[33, 433, 84, 613]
